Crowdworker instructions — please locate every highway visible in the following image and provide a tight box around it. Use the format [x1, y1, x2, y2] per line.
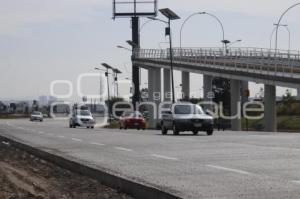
[1, 119, 300, 199]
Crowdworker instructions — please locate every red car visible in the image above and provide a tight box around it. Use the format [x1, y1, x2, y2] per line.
[119, 111, 146, 130]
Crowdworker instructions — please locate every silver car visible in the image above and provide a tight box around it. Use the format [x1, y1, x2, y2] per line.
[30, 111, 43, 122]
[69, 110, 95, 129]
[161, 103, 214, 136]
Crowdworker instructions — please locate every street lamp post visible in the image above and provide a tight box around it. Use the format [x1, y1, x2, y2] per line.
[112, 68, 122, 97]
[275, 2, 300, 53]
[149, 8, 180, 104]
[270, 24, 290, 53]
[94, 67, 107, 103]
[101, 63, 113, 123]
[180, 12, 225, 51]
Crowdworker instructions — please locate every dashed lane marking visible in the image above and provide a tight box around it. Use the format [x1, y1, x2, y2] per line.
[71, 138, 82, 142]
[114, 147, 133, 152]
[206, 165, 252, 175]
[151, 154, 179, 161]
[90, 142, 105, 146]
[292, 180, 300, 185]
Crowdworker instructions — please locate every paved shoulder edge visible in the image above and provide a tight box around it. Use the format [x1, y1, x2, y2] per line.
[0, 134, 182, 199]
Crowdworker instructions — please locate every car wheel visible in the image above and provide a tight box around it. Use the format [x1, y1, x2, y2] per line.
[124, 125, 127, 130]
[87, 126, 90, 129]
[207, 129, 213, 136]
[161, 124, 168, 135]
[173, 123, 179, 135]
[193, 130, 198, 135]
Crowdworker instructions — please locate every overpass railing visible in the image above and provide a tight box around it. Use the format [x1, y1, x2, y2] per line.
[134, 48, 300, 77]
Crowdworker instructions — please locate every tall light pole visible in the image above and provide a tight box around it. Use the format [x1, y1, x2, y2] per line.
[101, 63, 113, 123]
[112, 68, 122, 97]
[275, 2, 300, 53]
[94, 67, 107, 103]
[180, 12, 225, 50]
[270, 24, 290, 52]
[149, 8, 180, 104]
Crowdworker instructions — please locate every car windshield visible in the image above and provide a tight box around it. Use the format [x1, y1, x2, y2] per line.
[79, 110, 91, 116]
[194, 105, 205, 115]
[32, 112, 41, 115]
[174, 105, 192, 114]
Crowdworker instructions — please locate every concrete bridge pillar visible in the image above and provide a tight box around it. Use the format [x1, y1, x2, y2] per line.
[181, 72, 190, 99]
[148, 67, 161, 129]
[230, 79, 242, 131]
[163, 69, 171, 102]
[241, 81, 249, 105]
[264, 85, 277, 132]
[203, 75, 213, 111]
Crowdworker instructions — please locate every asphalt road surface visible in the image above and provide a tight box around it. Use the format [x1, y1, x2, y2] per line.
[1, 119, 300, 199]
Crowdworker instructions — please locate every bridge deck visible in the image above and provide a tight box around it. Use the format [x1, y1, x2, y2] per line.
[133, 48, 300, 88]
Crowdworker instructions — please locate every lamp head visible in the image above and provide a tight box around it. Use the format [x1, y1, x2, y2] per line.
[159, 8, 180, 20]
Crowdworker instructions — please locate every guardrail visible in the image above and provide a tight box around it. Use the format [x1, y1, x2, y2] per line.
[133, 48, 300, 78]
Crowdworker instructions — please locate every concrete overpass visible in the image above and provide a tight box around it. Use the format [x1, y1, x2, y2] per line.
[133, 47, 300, 131]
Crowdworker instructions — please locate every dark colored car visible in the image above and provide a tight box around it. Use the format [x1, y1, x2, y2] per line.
[161, 103, 214, 136]
[119, 111, 146, 130]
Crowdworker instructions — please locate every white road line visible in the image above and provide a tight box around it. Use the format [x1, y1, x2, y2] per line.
[151, 154, 179, 161]
[58, 135, 65, 138]
[114, 147, 133, 152]
[71, 138, 82, 142]
[90, 142, 105, 146]
[206, 165, 252, 175]
[6, 121, 11, 126]
[292, 180, 300, 185]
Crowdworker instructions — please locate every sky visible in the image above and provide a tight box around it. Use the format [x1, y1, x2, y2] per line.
[0, 0, 300, 102]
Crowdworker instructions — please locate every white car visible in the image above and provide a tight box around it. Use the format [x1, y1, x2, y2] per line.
[30, 111, 43, 122]
[69, 110, 95, 129]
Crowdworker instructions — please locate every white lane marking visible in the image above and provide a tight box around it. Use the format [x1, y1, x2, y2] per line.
[6, 121, 11, 126]
[292, 180, 300, 185]
[114, 147, 133, 152]
[90, 142, 105, 146]
[71, 138, 82, 142]
[206, 165, 252, 175]
[151, 154, 179, 161]
[58, 135, 65, 138]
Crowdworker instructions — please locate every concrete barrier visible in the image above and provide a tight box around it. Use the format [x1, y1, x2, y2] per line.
[0, 134, 182, 199]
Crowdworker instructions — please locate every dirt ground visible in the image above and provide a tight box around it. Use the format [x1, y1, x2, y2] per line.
[0, 141, 133, 199]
